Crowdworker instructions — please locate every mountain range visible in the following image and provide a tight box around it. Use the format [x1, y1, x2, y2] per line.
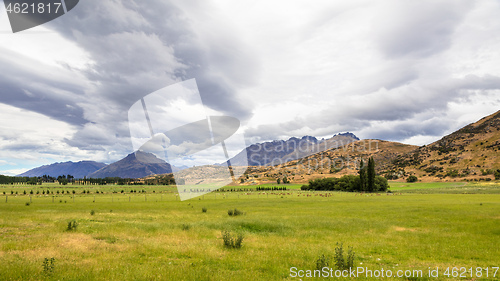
[227, 132, 359, 166]
[18, 133, 357, 178]
[17, 161, 106, 178]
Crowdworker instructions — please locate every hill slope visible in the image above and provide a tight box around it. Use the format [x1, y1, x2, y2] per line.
[241, 139, 417, 184]
[17, 161, 106, 178]
[88, 151, 172, 179]
[387, 110, 500, 181]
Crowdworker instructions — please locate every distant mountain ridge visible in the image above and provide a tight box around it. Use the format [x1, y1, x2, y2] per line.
[88, 151, 173, 179]
[17, 161, 106, 178]
[228, 132, 359, 166]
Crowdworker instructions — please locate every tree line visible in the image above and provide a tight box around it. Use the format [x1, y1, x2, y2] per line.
[301, 157, 389, 192]
[0, 174, 177, 186]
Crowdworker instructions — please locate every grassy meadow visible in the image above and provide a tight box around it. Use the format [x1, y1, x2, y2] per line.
[0, 182, 499, 280]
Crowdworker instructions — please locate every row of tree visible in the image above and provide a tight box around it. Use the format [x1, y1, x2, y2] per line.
[301, 157, 389, 192]
[256, 186, 288, 191]
[0, 175, 164, 186]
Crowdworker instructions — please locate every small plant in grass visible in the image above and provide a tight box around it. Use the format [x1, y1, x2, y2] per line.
[25, 202, 30, 206]
[221, 230, 244, 249]
[333, 243, 355, 270]
[334, 242, 344, 269]
[202, 207, 207, 213]
[346, 246, 355, 269]
[66, 220, 78, 231]
[90, 210, 95, 216]
[315, 254, 330, 271]
[228, 208, 244, 216]
[42, 257, 55, 275]
[181, 224, 191, 231]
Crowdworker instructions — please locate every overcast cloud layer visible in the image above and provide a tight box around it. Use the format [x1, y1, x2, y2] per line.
[1, 0, 500, 175]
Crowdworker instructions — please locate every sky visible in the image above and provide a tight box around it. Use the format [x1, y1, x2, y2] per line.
[1, 0, 500, 175]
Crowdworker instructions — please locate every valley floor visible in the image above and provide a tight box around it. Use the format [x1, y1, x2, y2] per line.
[0, 182, 499, 280]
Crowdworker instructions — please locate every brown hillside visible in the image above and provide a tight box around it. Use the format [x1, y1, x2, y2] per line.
[387, 110, 500, 181]
[240, 139, 417, 185]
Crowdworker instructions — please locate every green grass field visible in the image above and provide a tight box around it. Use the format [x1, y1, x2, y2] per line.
[0, 182, 499, 280]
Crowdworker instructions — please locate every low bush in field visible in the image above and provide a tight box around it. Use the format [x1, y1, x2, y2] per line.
[221, 230, 243, 249]
[228, 208, 244, 216]
[42, 257, 55, 276]
[315, 243, 355, 271]
[315, 254, 329, 271]
[66, 220, 78, 231]
[334, 243, 355, 270]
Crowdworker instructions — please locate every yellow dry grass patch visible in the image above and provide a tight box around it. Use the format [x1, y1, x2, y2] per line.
[391, 226, 417, 232]
[59, 233, 100, 252]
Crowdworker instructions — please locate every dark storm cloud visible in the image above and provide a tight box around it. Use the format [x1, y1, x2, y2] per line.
[363, 117, 452, 142]
[0, 50, 86, 125]
[0, 0, 257, 158]
[47, 0, 257, 119]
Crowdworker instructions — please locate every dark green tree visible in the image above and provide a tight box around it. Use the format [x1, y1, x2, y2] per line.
[359, 159, 366, 191]
[367, 157, 375, 192]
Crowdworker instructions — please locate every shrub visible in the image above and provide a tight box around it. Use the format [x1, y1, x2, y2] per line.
[407, 175, 418, 183]
[222, 230, 244, 249]
[346, 246, 355, 269]
[66, 220, 78, 231]
[228, 208, 244, 216]
[202, 207, 207, 213]
[42, 258, 55, 276]
[334, 242, 345, 269]
[315, 254, 330, 271]
[333, 243, 355, 270]
[25, 202, 30, 206]
[90, 210, 95, 216]
[181, 224, 191, 231]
